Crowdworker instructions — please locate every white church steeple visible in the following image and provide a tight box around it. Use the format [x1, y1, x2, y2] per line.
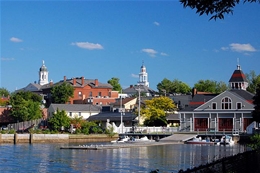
[138, 61, 149, 87]
[38, 60, 49, 85]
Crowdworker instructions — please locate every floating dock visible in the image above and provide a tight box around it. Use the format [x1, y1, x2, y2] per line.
[60, 141, 179, 150]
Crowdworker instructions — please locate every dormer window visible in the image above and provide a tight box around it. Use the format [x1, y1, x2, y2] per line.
[221, 97, 232, 109]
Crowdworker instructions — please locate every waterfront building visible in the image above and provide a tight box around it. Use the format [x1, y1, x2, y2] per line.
[179, 64, 254, 132]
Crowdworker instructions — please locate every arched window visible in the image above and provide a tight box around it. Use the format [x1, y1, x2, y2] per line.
[221, 97, 232, 109]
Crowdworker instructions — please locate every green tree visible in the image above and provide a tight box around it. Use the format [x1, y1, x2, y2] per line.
[246, 71, 260, 94]
[252, 84, 260, 124]
[194, 80, 227, 94]
[9, 91, 42, 121]
[0, 87, 10, 97]
[157, 78, 173, 95]
[51, 83, 74, 104]
[48, 109, 71, 131]
[141, 96, 176, 126]
[180, 0, 260, 20]
[172, 79, 191, 94]
[157, 78, 191, 95]
[107, 77, 122, 92]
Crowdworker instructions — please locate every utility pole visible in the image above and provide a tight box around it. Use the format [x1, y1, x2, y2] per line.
[120, 89, 123, 133]
[136, 86, 142, 126]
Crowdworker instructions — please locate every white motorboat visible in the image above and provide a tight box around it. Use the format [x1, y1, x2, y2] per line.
[111, 136, 130, 143]
[186, 137, 214, 145]
[216, 135, 235, 146]
[126, 136, 155, 143]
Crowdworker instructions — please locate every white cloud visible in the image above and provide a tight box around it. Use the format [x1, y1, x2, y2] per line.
[1, 57, 15, 61]
[230, 43, 256, 52]
[10, 37, 23, 43]
[160, 52, 168, 56]
[131, 74, 139, 78]
[153, 21, 160, 26]
[71, 42, 103, 50]
[221, 47, 229, 51]
[142, 48, 157, 57]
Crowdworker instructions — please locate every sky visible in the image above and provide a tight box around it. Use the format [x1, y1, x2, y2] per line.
[1, 0, 260, 92]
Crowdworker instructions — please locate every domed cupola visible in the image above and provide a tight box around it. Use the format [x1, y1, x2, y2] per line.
[138, 61, 149, 87]
[38, 60, 49, 85]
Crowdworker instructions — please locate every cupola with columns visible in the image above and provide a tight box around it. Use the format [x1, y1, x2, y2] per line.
[38, 60, 49, 85]
[137, 61, 149, 87]
[229, 64, 248, 90]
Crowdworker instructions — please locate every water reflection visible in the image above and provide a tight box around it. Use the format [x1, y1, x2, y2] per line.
[0, 143, 247, 173]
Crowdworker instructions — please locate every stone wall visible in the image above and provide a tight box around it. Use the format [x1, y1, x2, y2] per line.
[0, 134, 118, 144]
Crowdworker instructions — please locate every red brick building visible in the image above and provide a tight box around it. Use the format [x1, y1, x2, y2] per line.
[42, 76, 119, 106]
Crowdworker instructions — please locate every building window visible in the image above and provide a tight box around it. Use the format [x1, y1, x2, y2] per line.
[98, 92, 102, 97]
[78, 112, 81, 116]
[221, 97, 232, 109]
[212, 103, 217, 109]
[69, 112, 72, 117]
[78, 91, 82, 98]
[89, 91, 92, 97]
[237, 102, 242, 109]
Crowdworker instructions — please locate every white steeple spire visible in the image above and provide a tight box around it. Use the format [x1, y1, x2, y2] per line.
[38, 60, 49, 85]
[138, 61, 149, 87]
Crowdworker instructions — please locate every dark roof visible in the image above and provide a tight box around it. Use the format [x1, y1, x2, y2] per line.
[87, 112, 137, 121]
[123, 85, 157, 95]
[180, 94, 218, 111]
[229, 69, 247, 83]
[229, 89, 254, 102]
[49, 104, 101, 112]
[41, 78, 112, 89]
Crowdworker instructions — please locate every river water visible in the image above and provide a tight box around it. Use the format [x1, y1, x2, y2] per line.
[0, 142, 248, 173]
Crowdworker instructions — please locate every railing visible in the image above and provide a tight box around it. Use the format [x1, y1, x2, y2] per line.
[117, 127, 179, 134]
[4, 119, 47, 132]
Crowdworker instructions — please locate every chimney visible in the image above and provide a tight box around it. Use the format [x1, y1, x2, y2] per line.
[81, 77, 84, 86]
[64, 76, 67, 81]
[50, 80, 53, 86]
[192, 88, 197, 98]
[95, 79, 98, 86]
[73, 78, 76, 85]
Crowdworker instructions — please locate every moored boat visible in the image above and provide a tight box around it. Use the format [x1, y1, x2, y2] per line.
[216, 135, 234, 146]
[186, 137, 214, 145]
[111, 135, 130, 143]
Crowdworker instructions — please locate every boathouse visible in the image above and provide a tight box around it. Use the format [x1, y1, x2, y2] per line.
[179, 64, 254, 133]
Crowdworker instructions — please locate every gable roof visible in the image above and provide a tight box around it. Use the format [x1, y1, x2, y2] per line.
[229, 89, 254, 103]
[16, 83, 42, 93]
[49, 104, 101, 112]
[123, 85, 157, 95]
[41, 78, 112, 89]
